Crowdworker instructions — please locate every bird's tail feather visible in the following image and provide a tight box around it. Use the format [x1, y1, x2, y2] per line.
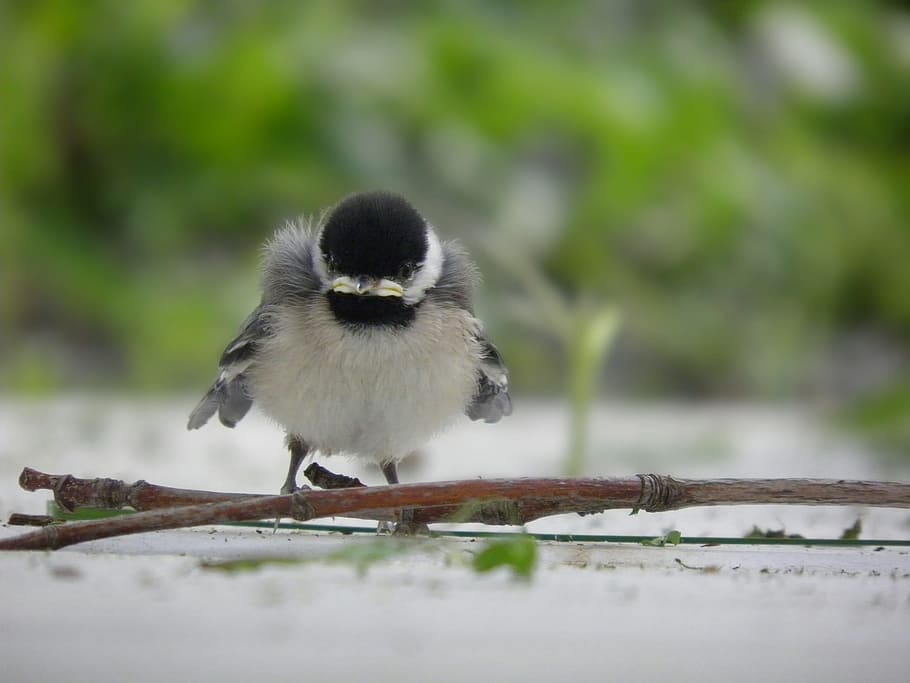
[187, 388, 218, 430]
[187, 377, 253, 430]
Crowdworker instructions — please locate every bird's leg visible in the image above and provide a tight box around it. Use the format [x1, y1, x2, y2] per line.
[281, 435, 310, 495]
[380, 461, 400, 485]
[380, 461, 428, 536]
[374, 461, 398, 534]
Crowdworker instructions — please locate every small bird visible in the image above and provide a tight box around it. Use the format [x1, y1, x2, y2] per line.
[188, 191, 511, 527]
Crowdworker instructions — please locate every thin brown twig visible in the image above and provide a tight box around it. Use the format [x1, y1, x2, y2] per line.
[15, 465, 390, 521]
[17, 467, 257, 512]
[12, 466, 637, 530]
[2, 467, 909, 552]
[1, 475, 642, 551]
[7, 513, 58, 527]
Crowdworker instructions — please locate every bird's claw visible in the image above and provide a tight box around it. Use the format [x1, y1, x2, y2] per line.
[391, 520, 430, 536]
[280, 483, 311, 495]
[390, 509, 430, 536]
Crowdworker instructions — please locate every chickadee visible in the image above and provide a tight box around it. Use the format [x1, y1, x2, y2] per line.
[188, 191, 511, 505]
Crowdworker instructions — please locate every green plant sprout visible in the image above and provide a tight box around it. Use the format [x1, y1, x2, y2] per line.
[480, 234, 620, 476]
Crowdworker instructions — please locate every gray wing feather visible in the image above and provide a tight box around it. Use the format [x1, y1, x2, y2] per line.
[467, 332, 512, 423]
[189, 222, 319, 431]
[428, 241, 511, 423]
[187, 308, 268, 430]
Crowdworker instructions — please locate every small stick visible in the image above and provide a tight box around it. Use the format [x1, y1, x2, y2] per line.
[303, 463, 366, 489]
[7, 513, 59, 527]
[3, 468, 909, 552]
[19, 467, 910, 516]
[17, 467, 255, 512]
[1, 476, 649, 551]
[3, 466, 683, 528]
[15, 465, 389, 521]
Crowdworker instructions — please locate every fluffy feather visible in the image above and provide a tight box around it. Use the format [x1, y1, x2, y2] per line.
[188, 192, 512, 472]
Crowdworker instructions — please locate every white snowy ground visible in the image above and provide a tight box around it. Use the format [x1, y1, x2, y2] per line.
[1, 397, 909, 683]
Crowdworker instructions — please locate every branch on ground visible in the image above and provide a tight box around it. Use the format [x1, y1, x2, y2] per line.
[2, 466, 909, 552]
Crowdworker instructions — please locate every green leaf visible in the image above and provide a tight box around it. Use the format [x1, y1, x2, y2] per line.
[665, 530, 682, 545]
[641, 529, 682, 547]
[472, 536, 538, 579]
[839, 518, 862, 541]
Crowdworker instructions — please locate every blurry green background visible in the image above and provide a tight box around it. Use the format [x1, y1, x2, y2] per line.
[2, 1, 909, 445]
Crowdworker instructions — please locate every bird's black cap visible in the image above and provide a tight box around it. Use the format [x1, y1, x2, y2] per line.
[320, 191, 428, 278]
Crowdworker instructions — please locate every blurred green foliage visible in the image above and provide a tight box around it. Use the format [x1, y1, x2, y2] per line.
[1, 1, 909, 422]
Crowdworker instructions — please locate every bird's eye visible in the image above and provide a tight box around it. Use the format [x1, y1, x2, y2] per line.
[399, 262, 417, 280]
[326, 255, 337, 272]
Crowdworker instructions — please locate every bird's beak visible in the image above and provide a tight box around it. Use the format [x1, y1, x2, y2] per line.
[331, 276, 404, 298]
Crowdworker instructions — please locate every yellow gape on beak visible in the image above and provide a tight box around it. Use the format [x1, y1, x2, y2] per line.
[331, 276, 404, 298]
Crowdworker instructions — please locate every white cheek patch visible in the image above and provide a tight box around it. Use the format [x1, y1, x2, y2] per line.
[405, 226, 443, 304]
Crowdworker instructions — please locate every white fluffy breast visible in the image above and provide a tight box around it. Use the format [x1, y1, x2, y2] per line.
[245, 298, 481, 463]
